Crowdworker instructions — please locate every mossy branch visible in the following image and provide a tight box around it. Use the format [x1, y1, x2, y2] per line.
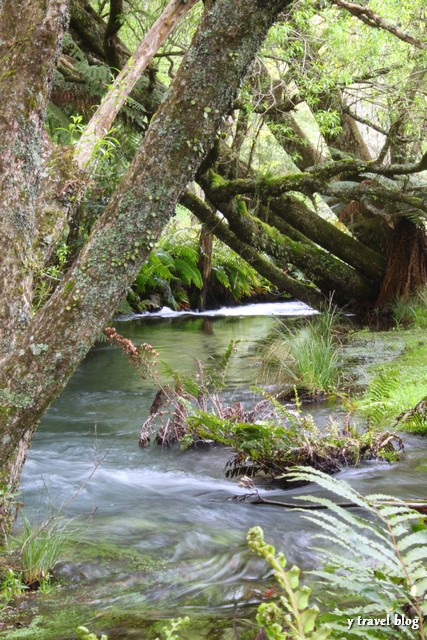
[180, 190, 326, 309]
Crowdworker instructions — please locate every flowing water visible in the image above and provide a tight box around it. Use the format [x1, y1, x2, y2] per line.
[2, 302, 427, 639]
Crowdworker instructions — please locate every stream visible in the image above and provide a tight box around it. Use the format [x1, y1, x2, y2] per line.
[3, 302, 427, 640]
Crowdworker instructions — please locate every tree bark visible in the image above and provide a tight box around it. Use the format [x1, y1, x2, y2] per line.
[103, 0, 124, 71]
[0, 0, 69, 360]
[195, 225, 213, 311]
[376, 218, 427, 305]
[0, 0, 292, 537]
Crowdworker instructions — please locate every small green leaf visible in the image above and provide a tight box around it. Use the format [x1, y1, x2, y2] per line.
[301, 606, 320, 633]
[287, 565, 300, 589]
[294, 585, 311, 611]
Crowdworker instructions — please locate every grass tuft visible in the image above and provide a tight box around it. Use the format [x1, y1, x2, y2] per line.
[260, 306, 344, 398]
[392, 286, 427, 329]
[17, 513, 72, 587]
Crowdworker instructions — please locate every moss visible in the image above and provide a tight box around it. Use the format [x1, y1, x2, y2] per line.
[208, 170, 227, 189]
[73, 540, 165, 573]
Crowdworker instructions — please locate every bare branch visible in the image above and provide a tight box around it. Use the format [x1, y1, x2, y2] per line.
[341, 105, 389, 137]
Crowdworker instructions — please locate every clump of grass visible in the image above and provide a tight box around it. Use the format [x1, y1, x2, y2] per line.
[392, 286, 427, 329]
[17, 514, 72, 587]
[260, 306, 344, 398]
[0, 514, 72, 610]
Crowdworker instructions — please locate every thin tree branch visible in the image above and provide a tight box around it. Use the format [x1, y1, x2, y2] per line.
[331, 0, 426, 49]
[74, 0, 199, 170]
[342, 105, 389, 136]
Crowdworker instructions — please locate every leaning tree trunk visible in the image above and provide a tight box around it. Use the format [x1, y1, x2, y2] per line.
[0, 0, 69, 361]
[0, 0, 292, 540]
[74, 0, 199, 170]
[34, 0, 197, 271]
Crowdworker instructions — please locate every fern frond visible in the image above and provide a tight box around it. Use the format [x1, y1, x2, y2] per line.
[287, 468, 427, 637]
[173, 258, 203, 288]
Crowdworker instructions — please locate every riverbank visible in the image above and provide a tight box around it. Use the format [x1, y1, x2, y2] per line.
[351, 328, 427, 433]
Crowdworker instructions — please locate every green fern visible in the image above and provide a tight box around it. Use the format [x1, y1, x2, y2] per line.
[364, 368, 400, 426]
[248, 526, 332, 640]
[286, 468, 427, 638]
[172, 258, 203, 288]
[211, 264, 231, 290]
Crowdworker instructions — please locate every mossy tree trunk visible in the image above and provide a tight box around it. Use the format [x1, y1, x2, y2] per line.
[0, 0, 69, 361]
[0, 0, 292, 540]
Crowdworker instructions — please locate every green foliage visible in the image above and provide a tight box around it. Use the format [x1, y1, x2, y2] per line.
[76, 627, 108, 640]
[363, 368, 400, 426]
[134, 236, 201, 311]
[260, 307, 344, 398]
[188, 390, 402, 481]
[392, 288, 427, 329]
[133, 220, 272, 311]
[55, 114, 85, 144]
[314, 110, 342, 139]
[249, 468, 427, 639]
[212, 238, 271, 301]
[248, 526, 332, 640]
[16, 513, 72, 586]
[154, 617, 190, 640]
[0, 569, 27, 608]
[33, 239, 69, 311]
[290, 468, 427, 637]
[356, 328, 427, 433]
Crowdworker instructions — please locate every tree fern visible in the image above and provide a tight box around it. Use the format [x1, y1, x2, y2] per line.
[211, 264, 231, 290]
